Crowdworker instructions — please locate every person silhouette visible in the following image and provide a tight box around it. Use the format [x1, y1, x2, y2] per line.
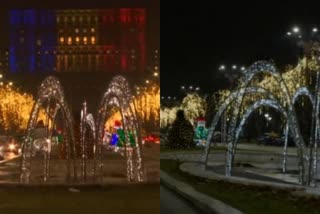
[167, 110, 194, 149]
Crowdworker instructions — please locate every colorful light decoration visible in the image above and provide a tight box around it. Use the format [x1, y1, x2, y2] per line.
[194, 117, 208, 146]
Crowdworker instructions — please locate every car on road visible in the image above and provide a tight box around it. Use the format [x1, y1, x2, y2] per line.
[142, 132, 160, 147]
[0, 136, 22, 154]
[257, 132, 295, 147]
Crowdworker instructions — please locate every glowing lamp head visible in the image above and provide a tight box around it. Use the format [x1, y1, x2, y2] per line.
[219, 65, 225, 70]
[293, 27, 299, 33]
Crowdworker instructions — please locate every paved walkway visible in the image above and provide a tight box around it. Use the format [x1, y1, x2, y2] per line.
[160, 185, 202, 214]
[161, 170, 243, 214]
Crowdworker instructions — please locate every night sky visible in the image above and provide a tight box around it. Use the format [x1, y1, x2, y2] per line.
[161, 1, 320, 97]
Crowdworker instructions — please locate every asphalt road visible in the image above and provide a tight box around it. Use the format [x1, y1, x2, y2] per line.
[160, 185, 202, 214]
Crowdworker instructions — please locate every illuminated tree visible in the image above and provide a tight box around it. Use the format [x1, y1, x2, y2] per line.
[160, 93, 207, 128]
[0, 85, 46, 135]
[134, 83, 160, 132]
[181, 93, 206, 125]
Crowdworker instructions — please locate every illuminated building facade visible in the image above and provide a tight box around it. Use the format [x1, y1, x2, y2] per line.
[9, 10, 56, 73]
[9, 9, 146, 73]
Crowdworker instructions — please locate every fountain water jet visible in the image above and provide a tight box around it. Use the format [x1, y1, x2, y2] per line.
[20, 76, 77, 184]
[94, 76, 144, 182]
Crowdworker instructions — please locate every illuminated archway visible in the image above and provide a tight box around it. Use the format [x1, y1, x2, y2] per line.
[20, 76, 77, 184]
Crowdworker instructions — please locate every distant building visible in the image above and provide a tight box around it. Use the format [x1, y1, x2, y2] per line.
[9, 9, 146, 73]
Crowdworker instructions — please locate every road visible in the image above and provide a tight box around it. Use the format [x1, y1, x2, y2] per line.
[160, 185, 202, 214]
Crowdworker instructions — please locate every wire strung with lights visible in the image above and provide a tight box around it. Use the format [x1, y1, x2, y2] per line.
[201, 60, 315, 186]
[20, 76, 77, 184]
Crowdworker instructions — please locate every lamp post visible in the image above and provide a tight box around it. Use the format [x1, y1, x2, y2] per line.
[286, 26, 320, 85]
[218, 64, 245, 144]
[218, 64, 245, 89]
[180, 85, 200, 95]
[286, 26, 320, 186]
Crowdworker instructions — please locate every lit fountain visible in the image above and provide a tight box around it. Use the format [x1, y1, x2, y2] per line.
[80, 100, 96, 182]
[20, 76, 77, 184]
[202, 60, 320, 186]
[20, 75, 144, 184]
[93, 76, 144, 182]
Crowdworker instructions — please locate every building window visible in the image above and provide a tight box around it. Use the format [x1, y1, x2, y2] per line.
[20, 37, 24, 44]
[60, 37, 64, 44]
[91, 28, 95, 33]
[36, 39, 41, 46]
[91, 36, 95, 45]
[68, 37, 72, 45]
[83, 36, 87, 45]
[75, 28, 79, 33]
[76, 36, 80, 43]
[83, 28, 87, 33]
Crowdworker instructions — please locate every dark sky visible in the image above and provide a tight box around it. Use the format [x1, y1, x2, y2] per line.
[161, 1, 320, 97]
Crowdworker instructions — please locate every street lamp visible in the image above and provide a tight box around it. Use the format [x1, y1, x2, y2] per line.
[264, 113, 272, 128]
[293, 26, 300, 34]
[218, 64, 245, 89]
[286, 26, 320, 85]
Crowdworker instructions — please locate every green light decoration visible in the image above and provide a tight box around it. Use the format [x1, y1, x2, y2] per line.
[128, 131, 136, 147]
[117, 128, 125, 147]
[194, 118, 208, 146]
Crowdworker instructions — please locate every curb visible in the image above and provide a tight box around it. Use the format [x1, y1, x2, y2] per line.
[160, 170, 243, 214]
[179, 162, 320, 198]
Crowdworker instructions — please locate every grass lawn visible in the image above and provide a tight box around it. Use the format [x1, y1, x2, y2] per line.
[161, 159, 320, 214]
[0, 184, 159, 214]
[160, 145, 277, 154]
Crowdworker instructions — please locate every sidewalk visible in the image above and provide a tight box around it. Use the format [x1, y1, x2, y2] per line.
[160, 170, 243, 214]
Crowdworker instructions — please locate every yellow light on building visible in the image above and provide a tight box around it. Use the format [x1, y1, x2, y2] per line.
[8, 82, 13, 86]
[91, 36, 95, 44]
[67, 37, 72, 45]
[0, 74, 2, 78]
[0, 82, 3, 86]
[153, 72, 158, 77]
[91, 28, 95, 33]
[76, 36, 80, 43]
[60, 37, 64, 43]
[84, 36, 88, 44]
